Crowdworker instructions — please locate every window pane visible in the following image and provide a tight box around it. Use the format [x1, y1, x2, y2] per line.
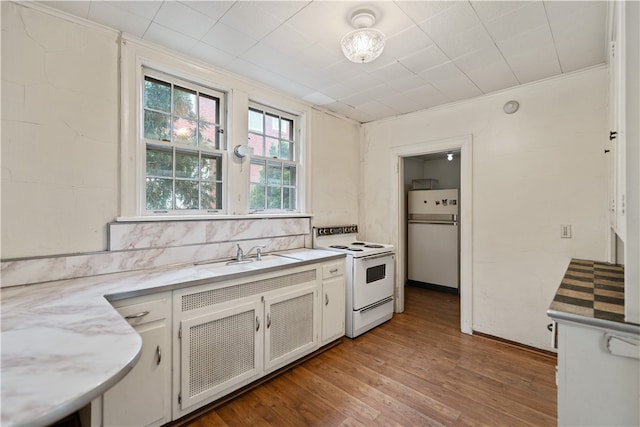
[201, 182, 221, 210]
[173, 119, 197, 146]
[283, 187, 296, 210]
[146, 147, 172, 177]
[267, 162, 281, 185]
[250, 183, 265, 210]
[248, 133, 264, 156]
[199, 122, 217, 149]
[175, 151, 198, 179]
[280, 141, 292, 160]
[146, 178, 173, 210]
[265, 113, 279, 137]
[144, 77, 170, 112]
[173, 86, 197, 119]
[175, 180, 199, 209]
[144, 110, 171, 141]
[143, 70, 225, 214]
[283, 165, 296, 186]
[267, 187, 281, 209]
[201, 155, 221, 181]
[248, 109, 263, 133]
[247, 105, 297, 212]
[250, 161, 265, 184]
[281, 118, 293, 140]
[199, 93, 218, 124]
[265, 137, 279, 158]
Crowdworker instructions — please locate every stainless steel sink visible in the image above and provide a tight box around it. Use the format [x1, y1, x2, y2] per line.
[194, 254, 276, 266]
[224, 259, 254, 265]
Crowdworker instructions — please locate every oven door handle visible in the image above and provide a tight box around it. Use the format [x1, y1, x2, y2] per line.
[361, 253, 394, 262]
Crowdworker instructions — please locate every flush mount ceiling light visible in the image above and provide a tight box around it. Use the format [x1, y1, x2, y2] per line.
[341, 9, 386, 64]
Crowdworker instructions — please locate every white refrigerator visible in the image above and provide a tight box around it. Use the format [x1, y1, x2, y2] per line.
[407, 189, 459, 289]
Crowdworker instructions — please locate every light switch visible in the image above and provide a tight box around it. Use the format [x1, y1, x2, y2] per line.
[560, 224, 572, 238]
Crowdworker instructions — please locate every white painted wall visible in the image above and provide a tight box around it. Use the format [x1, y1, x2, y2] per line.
[361, 67, 609, 350]
[1, 2, 119, 258]
[423, 157, 461, 190]
[1, 3, 360, 259]
[403, 158, 424, 192]
[308, 110, 360, 227]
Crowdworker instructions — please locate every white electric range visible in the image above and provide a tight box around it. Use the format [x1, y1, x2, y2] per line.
[313, 225, 395, 338]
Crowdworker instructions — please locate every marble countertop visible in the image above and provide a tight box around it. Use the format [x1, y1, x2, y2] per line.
[547, 258, 640, 335]
[0, 249, 344, 427]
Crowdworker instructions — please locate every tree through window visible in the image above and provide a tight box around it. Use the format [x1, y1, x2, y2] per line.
[143, 70, 225, 213]
[248, 105, 298, 211]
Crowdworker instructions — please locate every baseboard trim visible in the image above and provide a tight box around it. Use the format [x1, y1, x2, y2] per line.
[473, 331, 557, 360]
[407, 281, 460, 295]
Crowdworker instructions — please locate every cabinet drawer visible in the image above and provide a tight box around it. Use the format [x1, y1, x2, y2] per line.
[115, 298, 169, 327]
[322, 262, 344, 279]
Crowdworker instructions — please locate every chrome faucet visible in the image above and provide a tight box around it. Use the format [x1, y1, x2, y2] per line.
[235, 244, 266, 261]
[246, 245, 267, 261]
[235, 243, 245, 261]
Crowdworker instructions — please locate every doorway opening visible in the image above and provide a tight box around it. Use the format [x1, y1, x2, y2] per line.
[389, 135, 473, 334]
[405, 150, 461, 294]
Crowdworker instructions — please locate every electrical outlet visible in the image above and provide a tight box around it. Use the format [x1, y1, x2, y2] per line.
[560, 224, 572, 238]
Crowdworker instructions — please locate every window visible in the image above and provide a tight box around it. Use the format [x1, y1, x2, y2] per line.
[248, 104, 299, 212]
[142, 70, 225, 214]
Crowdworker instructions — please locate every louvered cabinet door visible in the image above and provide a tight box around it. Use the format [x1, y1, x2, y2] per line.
[264, 284, 318, 372]
[179, 299, 263, 411]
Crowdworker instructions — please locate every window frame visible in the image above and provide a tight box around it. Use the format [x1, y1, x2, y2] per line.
[247, 102, 300, 213]
[141, 68, 227, 216]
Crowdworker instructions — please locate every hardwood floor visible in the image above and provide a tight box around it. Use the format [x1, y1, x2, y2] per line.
[187, 286, 557, 427]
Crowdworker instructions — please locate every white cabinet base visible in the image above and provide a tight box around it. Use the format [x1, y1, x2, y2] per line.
[558, 321, 640, 426]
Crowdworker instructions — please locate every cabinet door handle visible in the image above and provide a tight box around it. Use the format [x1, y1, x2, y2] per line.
[329, 268, 338, 274]
[267, 313, 271, 329]
[125, 311, 149, 320]
[256, 316, 260, 332]
[156, 345, 161, 365]
[325, 293, 329, 306]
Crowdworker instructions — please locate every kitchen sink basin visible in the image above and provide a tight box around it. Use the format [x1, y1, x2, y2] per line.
[194, 253, 283, 267]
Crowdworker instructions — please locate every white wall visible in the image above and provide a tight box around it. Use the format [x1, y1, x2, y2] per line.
[1, 3, 360, 260]
[308, 109, 360, 227]
[361, 67, 609, 350]
[423, 157, 461, 189]
[403, 158, 424, 192]
[2, 2, 120, 258]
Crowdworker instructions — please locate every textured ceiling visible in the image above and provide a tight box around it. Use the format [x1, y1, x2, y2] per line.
[42, 1, 608, 123]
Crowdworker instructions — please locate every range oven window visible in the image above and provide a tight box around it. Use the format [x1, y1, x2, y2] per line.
[366, 264, 386, 283]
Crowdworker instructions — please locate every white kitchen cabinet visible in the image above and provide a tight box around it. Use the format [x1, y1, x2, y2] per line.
[607, 0, 640, 325]
[557, 321, 640, 426]
[99, 292, 172, 427]
[264, 284, 318, 372]
[172, 265, 320, 419]
[178, 298, 263, 412]
[608, 0, 627, 241]
[321, 261, 345, 345]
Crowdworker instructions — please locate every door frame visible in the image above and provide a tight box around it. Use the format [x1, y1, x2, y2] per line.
[389, 134, 473, 334]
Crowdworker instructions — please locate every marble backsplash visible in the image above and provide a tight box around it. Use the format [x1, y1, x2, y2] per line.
[1, 217, 311, 288]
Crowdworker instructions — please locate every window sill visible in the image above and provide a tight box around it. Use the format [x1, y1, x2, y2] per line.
[115, 213, 314, 222]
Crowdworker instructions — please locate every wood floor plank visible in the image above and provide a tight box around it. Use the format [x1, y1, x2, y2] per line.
[185, 286, 557, 427]
[304, 353, 448, 426]
[282, 366, 381, 423]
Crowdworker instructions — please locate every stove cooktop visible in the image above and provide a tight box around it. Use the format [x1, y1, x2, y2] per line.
[313, 226, 394, 258]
